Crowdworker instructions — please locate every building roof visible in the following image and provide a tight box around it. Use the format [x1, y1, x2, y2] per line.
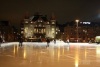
[29, 14, 48, 22]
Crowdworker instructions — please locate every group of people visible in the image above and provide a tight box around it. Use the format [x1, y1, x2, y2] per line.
[46, 38, 56, 47]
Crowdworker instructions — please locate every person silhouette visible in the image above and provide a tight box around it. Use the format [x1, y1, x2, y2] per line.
[67, 39, 69, 45]
[18, 35, 23, 47]
[54, 39, 56, 44]
[0, 37, 2, 47]
[46, 38, 50, 47]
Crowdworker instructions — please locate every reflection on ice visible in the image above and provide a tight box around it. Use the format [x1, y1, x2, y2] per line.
[23, 45, 27, 59]
[0, 42, 100, 67]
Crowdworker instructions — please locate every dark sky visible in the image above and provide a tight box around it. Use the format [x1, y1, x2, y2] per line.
[0, 0, 100, 26]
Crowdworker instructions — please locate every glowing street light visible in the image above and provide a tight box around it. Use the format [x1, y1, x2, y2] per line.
[75, 20, 79, 43]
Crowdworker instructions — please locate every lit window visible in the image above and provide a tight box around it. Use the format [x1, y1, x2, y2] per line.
[38, 20, 42, 22]
[52, 31, 54, 33]
[31, 31, 33, 33]
[25, 21, 28, 23]
[47, 22, 49, 24]
[52, 22, 55, 24]
[37, 29, 38, 33]
[25, 27, 28, 33]
[56, 32, 57, 34]
[39, 24, 41, 27]
[41, 29, 43, 33]
[31, 22, 33, 23]
[34, 29, 36, 32]
[44, 29, 45, 32]
[52, 28, 54, 30]
[21, 31, 23, 33]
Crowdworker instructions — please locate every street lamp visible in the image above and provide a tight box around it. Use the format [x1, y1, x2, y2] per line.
[75, 20, 79, 42]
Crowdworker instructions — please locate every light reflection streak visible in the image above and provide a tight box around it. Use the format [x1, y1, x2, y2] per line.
[62, 46, 64, 55]
[96, 46, 100, 58]
[23, 45, 27, 59]
[13, 45, 16, 55]
[57, 46, 60, 62]
[48, 46, 55, 63]
[75, 46, 79, 67]
[67, 46, 70, 51]
[17, 44, 19, 53]
[85, 47, 87, 59]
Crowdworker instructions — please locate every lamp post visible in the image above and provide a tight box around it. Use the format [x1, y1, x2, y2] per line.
[75, 20, 79, 43]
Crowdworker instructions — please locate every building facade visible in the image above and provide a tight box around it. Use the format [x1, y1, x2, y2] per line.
[0, 21, 18, 42]
[64, 21, 100, 42]
[21, 14, 57, 41]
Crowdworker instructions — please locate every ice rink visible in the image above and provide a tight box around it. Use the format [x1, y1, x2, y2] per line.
[0, 42, 100, 67]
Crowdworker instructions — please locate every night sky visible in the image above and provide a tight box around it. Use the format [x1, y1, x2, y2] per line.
[0, 0, 100, 26]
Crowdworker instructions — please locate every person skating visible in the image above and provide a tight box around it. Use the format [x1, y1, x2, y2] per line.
[46, 38, 50, 47]
[0, 37, 2, 47]
[18, 35, 23, 47]
[54, 39, 56, 44]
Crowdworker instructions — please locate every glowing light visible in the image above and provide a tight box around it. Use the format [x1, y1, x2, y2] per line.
[47, 22, 49, 24]
[52, 22, 55, 24]
[31, 22, 33, 23]
[75, 20, 79, 23]
[80, 22, 91, 24]
[83, 22, 91, 24]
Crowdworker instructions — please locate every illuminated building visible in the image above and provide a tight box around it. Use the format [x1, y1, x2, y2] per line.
[63, 21, 100, 42]
[21, 13, 57, 41]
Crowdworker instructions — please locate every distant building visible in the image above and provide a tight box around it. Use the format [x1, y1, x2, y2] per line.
[63, 21, 100, 42]
[0, 21, 18, 42]
[21, 13, 57, 41]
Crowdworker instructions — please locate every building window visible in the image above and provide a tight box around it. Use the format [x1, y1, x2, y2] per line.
[37, 29, 38, 33]
[52, 28, 54, 31]
[44, 29, 45, 32]
[47, 22, 49, 24]
[34, 29, 36, 32]
[41, 29, 43, 33]
[31, 22, 33, 23]
[21, 31, 23, 34]
[39, 24, 42, 27]
[38, 20, 42, 22]
[52, 22, 55, 24]
[25, 21, 28, 23]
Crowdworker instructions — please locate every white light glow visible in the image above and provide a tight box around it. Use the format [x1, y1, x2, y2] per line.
[82, 22, 91, 24]
[0, 41, 100, 48]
